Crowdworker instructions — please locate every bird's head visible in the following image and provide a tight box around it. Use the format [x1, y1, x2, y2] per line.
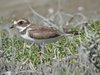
[10, 18, 30, 31]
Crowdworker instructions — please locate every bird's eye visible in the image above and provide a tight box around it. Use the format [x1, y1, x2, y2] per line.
[18, 21, 24, 25]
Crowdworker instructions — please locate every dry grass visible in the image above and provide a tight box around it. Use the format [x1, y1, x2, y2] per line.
[0, 4, 100, 75]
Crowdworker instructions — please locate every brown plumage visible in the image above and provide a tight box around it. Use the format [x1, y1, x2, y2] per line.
[28, 25, 61, 39]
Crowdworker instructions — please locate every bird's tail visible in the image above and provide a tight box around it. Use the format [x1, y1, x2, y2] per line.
[64, 31, 80, 35]
[63, 27, 80, 35]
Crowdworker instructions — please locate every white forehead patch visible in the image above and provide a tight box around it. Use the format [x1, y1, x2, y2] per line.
[14, 21, 17, 24]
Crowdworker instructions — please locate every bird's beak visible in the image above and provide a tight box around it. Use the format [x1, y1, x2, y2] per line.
[10, 25, 14, 29]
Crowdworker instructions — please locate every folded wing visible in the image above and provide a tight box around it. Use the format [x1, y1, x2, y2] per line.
[28, 25, 60, 39]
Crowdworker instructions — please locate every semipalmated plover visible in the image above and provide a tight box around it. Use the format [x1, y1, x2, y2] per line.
[10, 18, 78, 51]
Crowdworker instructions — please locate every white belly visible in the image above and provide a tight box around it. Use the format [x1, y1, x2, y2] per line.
[21, 33, 63, 44]
[33, 36, 63, 44]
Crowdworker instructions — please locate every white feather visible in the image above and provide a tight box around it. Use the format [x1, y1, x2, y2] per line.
[21, 27, 35, 41]
[14, 21, 17, 24]
[21, 33, 35, 42]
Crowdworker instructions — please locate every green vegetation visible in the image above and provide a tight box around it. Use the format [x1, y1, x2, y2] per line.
[0, 20, 100, 75]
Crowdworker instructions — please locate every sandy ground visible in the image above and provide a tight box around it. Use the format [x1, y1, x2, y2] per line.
[0, 0, 100, 18]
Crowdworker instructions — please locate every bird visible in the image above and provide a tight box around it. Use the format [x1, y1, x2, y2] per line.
[10, 18, 78, 52]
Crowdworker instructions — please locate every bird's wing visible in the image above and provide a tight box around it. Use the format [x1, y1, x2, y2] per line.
[28, 25, 60, 39]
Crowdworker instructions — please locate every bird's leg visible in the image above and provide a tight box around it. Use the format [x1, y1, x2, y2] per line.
[38, 44, 42, 55]
[38, 44, 45, 63]
[38, 43, 45, 54]
[38, 44, 45, 55]
[53, 48, 57, 59]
